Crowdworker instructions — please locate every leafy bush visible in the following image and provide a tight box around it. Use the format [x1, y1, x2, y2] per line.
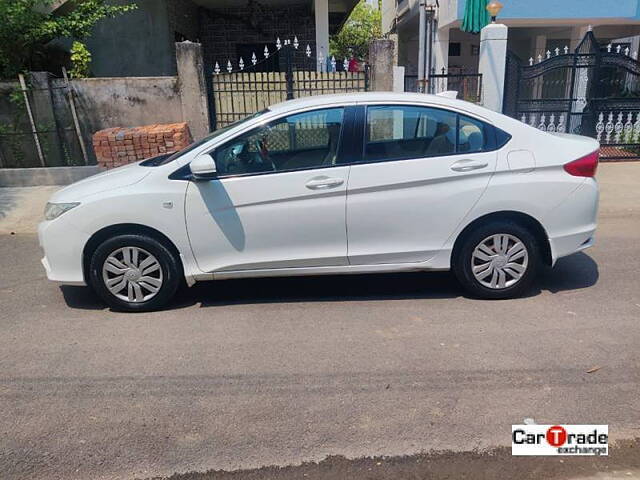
[69, 41, 91, 78]
[0, 0, 136, 78]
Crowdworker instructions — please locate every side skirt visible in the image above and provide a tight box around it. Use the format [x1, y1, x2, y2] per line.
[192, 262, 450, 282]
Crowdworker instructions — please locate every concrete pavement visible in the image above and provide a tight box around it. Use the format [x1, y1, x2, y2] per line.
[0, 164, 639, 479]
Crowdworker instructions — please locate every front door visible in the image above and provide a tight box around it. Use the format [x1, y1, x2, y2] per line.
[346, 104, 498, 265]
[185, 107, 350, 273]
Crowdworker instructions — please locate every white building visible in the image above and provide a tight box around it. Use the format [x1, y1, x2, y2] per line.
[383, 0, 640, 78]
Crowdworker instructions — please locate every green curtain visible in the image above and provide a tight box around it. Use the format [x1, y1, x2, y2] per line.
[461, 0, 490, 34]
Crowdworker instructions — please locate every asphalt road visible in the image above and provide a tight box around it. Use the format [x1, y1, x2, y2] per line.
[0, 164, 639, 480]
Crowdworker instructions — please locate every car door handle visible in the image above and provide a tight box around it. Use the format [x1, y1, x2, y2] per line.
[305, 177, 344, 190]
[450, 160, 488, 172]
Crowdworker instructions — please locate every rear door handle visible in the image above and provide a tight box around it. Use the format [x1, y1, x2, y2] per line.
[305, 177, 344, 190]
[450, 159, 488, 172]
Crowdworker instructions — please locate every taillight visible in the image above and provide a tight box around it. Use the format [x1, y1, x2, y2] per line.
[564, 150, 599, 177]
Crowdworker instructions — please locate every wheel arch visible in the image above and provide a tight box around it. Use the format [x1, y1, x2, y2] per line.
[452, 211, 552, 266]
[82, 223, 184, 283]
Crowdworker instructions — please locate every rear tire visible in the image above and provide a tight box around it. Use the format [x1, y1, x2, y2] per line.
[453, 220, 541, 299]
[89, 234, 181, 312]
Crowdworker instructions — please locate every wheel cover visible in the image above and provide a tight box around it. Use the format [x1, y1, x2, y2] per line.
[102, 246, 163, 303]
[471, 234, 529, 290]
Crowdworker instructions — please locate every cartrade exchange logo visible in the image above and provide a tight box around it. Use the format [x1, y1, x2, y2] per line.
[512, 425, 608, 456]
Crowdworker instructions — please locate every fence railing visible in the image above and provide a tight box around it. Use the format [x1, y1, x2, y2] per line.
[208, 39, 369, 129]
[404, 68, 482, 104]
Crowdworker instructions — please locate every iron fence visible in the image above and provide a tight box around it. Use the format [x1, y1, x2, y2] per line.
[405, 68, 483, 104]
[208, 39, 368, 129]
[429, 69, 483, 103]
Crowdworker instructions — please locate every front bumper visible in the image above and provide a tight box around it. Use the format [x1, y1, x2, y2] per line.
[38, 219, 88, 285]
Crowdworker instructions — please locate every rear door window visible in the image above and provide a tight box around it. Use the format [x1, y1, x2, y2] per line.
[363, 105, 494, 163]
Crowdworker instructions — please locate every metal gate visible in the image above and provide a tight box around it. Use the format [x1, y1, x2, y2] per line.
[503, 30, 640, 161]
[208, 38, 369, 129]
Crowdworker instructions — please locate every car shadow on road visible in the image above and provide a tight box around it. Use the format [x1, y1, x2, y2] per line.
[59, 252, 599, 311]
[536, 251, 599, 294]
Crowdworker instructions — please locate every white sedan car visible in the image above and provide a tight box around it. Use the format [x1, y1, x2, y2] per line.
[39, 93, 599, 311]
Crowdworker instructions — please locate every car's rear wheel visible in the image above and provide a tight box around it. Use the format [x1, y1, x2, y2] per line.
[453, 221, 540, 299]
[89, 234, 181, 312]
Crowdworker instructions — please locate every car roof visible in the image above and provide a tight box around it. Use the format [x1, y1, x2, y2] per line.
[267, 92, 501, 123]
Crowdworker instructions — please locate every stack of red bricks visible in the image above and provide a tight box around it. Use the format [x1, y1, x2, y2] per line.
[92, 123, 192, 169]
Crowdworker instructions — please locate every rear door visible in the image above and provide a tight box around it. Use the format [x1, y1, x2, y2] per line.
[345, 103, 498, 265]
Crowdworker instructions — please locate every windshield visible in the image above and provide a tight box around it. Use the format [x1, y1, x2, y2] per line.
[156, 109, 269, 165]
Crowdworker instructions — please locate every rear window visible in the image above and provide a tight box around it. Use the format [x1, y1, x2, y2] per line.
[363, 105, 503, 163]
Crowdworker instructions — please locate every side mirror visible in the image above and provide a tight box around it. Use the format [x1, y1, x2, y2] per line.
[190, 153, 217, 180]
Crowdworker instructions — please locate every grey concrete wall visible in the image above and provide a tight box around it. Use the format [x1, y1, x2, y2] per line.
[85, 0, 175, 77]
[50, 77, 183, 163]
[175, 42, 210, 140]
[0, 166, 103, 187]
[0, 81, 41, 168]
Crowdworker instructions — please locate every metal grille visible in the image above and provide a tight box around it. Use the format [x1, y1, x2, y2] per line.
[209, 39, 368, 129]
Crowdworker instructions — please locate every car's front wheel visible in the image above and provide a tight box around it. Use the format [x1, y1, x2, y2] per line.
[89, 234, 182, 311]
[453, 221, 541, 299]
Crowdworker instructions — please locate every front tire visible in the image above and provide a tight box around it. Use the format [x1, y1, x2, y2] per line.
[453, 221, 541, 299]
[89, 234, 182, 312]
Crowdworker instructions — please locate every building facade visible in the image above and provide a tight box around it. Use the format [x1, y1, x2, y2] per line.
[384, 0, 640, 79]
[53, 0, 358, 77]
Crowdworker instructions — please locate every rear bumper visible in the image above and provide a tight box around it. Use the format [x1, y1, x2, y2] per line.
[544, 178, 599, 264]
[549, 229, 596, 264]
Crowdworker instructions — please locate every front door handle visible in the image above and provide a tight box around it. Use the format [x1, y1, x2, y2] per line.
[305, 176, 344, 190]
[450, 159, 489, 172]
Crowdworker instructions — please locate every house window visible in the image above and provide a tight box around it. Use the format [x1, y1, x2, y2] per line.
[449, 43, 461, 57]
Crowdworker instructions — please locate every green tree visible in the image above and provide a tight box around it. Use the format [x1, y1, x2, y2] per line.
[0, 0, 136, 78]
[330, 0, 382, 62]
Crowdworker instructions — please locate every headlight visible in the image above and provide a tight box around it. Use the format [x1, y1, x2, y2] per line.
[44, 202, 80, 221]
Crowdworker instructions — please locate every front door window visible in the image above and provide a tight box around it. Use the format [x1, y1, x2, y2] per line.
[213, 108, 345, 176]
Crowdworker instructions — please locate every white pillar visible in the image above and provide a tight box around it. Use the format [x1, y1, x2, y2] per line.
[478, 23, 508, 112]
[393, 66, 405, 92]
[534, 34, 547, 58]
[433, 26, 449, 73]
[314, 0, 329, 71]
